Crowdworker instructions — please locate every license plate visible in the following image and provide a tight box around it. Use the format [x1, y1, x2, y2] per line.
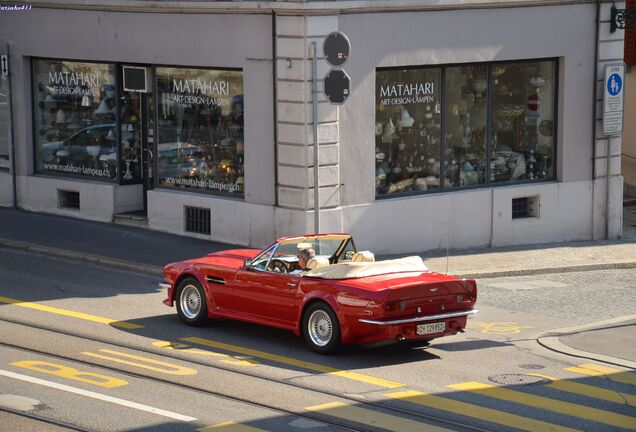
[416, 322, 445, 335]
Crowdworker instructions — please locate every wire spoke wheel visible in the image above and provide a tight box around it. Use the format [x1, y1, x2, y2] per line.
[176, 278, 208, 326]
[303, 303, 341, 354]
[180, 285, 202, 319]
[308, 310, 333, 346]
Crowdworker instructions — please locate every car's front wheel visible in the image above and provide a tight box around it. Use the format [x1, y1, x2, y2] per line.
[302, 302, 341, 354]
[176, 277, 208, 326]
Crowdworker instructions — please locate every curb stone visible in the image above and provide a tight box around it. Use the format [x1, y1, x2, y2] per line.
[2, 237, 635, 280]
[0, 238, 163, 277]
[537, 315, 636, 369]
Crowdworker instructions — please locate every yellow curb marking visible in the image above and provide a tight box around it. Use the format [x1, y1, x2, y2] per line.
[448, 381, 636, 430]
[11, 360, 128, 389]
[82, 349, 197, 376]
[385, 390, 579, 432]
[199, 422, 267, 432]
[530, 373, 636, 406]
[182, 336, 405, 389]
[152, 341, 259, 367]
[306, 401, 449, 432]
[565, 363, 636, 387]
[0, 296, 143, 329]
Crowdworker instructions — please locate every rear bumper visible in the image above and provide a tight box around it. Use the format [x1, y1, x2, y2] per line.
[358, 308, 479, 326]
[160, 282, 174, 307]
[347, 308, 477, 345]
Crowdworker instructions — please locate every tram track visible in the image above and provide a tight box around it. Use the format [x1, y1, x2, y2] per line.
[0, 405, 96, 432]
[0, 316, 491, 432]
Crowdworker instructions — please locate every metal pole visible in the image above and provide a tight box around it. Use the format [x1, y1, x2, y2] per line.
[311, 41, 320, 234]
[6, 43, 17, 208]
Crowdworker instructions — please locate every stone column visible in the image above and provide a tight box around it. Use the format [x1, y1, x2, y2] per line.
[275, 15, 341, 235]
[593, 1, 625, 239]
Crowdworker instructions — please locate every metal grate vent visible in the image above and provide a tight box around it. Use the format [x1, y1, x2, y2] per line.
[58, 190, 80, 210]
[512, 196, 539, 219]
[184, 206, 211, 235]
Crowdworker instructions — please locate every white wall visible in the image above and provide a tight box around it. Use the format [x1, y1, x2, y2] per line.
[0, 172, 13, 207]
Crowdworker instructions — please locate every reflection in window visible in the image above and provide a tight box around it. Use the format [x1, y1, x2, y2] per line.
[156, 67, 244, 195]
[375, 68, 441, 195]
[444, 65, 488, 188]
[492, 61, 555, 182]
[0, 67, 9, 169]
[33, 59, 117, 180]
[375, 59, 557, 197]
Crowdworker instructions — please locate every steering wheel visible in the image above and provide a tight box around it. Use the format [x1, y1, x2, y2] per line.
[269, 259, 290, 273]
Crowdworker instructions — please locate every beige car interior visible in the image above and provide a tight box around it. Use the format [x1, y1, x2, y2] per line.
[305, 256, 429, 279]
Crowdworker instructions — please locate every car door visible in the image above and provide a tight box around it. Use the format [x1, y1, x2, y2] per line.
[232, 267, 301, 327]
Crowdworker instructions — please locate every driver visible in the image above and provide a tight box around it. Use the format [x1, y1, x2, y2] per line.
[290, 248, 316, 275]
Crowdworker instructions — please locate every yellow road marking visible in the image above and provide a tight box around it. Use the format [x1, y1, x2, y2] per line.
[11, 360, 128, 389]
[0, 296, 143, 329]
[385, 390, 579, 432]
[467, 321, 533, 334]
[530, 373, 636, 406]
[448, 381, 636, 430]
[82, 349, 197, 376]
[306, 401, 449, 432]
[565, 363, 636, 387]
[182, 336, 404, 389]
[199, 422, 267, 431]
[152, 341, 258, 367]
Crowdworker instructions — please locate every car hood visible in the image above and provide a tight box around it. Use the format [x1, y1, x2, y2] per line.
[187, 248, 261, 269]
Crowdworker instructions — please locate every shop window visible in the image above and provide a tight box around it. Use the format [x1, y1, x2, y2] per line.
[156, 67, 244, 196]
[32, 59, 117, 180]
[375, 59, 557, 197]
[375, 68, 441, 195]
[0, 60, 9, 170]
[492, 61, 555, 183]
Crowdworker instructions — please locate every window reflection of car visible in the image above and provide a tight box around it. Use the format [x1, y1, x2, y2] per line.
[40, 124, 117, 164]
[157, 141, 207, 178]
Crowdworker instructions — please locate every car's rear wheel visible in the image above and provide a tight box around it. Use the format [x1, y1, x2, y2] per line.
[176, 277, 208, 326]
[302, 302, 341, 354]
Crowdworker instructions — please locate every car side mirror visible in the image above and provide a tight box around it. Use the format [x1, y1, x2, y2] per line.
[244, 259, 252, 270]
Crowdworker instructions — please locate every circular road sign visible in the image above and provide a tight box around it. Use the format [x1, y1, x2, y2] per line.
[324, 69, 351, 105]
[323, 32, 350, 67]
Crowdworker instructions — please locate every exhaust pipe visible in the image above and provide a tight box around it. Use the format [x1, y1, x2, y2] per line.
[457, 327, 465, 333]
[397, 335, 406, 341]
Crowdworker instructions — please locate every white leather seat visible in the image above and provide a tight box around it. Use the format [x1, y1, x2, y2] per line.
[306, 257, 330, 270]
[352, 251, 375, 262]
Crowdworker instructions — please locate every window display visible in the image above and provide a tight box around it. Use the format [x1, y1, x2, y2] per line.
[33, 59, 117, 180]
[375, 59, 557, 197]
[491, 60, 555, 182]
[375, 68, 441, 195]
[0, 65, 9, 170]
[443, 65, 488, 188]
[156, 67, 244, 195]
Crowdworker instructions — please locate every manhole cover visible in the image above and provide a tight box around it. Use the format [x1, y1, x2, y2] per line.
[488, 374, 550, 386]
[518, 364, 546, 370]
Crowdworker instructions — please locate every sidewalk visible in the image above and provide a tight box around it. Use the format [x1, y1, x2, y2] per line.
[1, 205, 635, 367]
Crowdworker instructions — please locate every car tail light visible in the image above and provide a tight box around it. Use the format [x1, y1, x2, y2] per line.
[456, 294, 473, 303]
[385, 300, 406, 312]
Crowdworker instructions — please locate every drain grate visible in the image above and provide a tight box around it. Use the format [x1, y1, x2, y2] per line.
[488, 374, 550, 386]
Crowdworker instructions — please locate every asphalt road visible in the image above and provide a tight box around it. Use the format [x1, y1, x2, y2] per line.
[0, 249, 634, 432]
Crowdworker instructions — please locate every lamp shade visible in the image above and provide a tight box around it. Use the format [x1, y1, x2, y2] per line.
[81, 94, 92, 107]
[94, 99, 111, 115]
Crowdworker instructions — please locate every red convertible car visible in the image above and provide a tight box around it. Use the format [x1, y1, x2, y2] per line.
[161, 234, 478, 354]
